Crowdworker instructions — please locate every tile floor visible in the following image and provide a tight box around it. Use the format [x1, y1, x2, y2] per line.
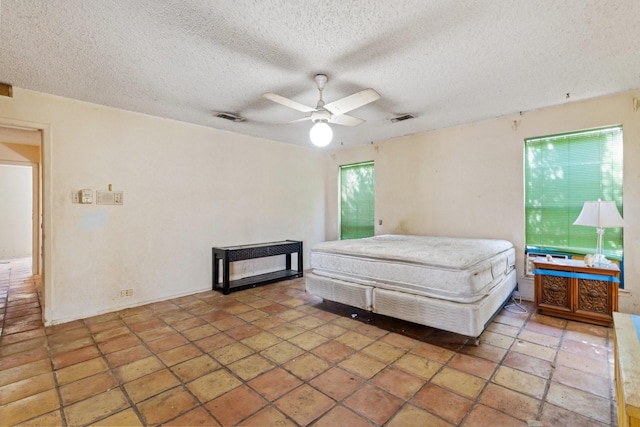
[0, 257, 617, 426]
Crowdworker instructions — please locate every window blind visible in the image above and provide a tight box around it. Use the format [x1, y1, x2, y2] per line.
[340, 161, 375, 240]
[525, 126, 623, 260]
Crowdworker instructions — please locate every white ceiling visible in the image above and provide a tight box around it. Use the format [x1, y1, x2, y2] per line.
[1, 1, 639, 149]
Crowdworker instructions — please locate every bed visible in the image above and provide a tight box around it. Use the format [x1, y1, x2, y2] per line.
[305, 234, 517, 337]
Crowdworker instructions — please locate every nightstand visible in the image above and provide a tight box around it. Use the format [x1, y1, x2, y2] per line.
[533, 257, 619, 325]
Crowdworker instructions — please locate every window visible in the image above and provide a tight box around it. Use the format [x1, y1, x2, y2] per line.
[525, 126, 623, 261]
[340, 161, 374, 240]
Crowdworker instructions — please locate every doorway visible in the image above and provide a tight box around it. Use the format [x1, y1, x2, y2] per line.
[0, 126, 42, 275]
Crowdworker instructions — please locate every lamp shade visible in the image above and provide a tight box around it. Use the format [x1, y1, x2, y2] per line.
[573, 200, 624, 228]
[309, 122, 332, 147]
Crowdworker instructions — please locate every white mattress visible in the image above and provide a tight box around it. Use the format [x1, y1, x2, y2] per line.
[310, 235, 515, 303]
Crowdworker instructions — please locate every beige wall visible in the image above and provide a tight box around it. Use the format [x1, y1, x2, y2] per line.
[0, 89, 326, 325]
[326, 90, 640, 314]
[1, 87, 639, 324]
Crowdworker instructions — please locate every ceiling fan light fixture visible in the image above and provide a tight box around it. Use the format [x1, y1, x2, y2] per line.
[309, 121, 332, 147]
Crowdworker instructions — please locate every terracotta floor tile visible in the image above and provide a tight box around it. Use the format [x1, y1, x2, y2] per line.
[561, 337, 609, 361]
[211, 315, 246, 331]
[0, 389, 60, 426]
[241, 331, 282, 351]
[269, 323, 307, 339]
[492, 365, 547, 399]
[371, 366, 424, 400]
[146, 332, 188, 353]
[157, 343, 203, 366]
[431, 367, 486, 400]
[479, 330, 515, 349]
[556, 350, 609, 378]
[60, 371, 118, 405]
[502, 350, 554, 379]
[238, 406, 296, 426]
[172, 316, 207, 332]
[361, 340, 405, 364]
[226, 323, 262, 340]
[105, 345, 150, 368]
[17, 409, 64, 426]
[137, 386, 198, 425]
[187, 369, 242, 403]
[313, 323, 348, 339]
[248, 367, 303, 401]
[124, 369, 180, 402]
[114, 356, 164, 383]
[195, 331, 234, 352]
[411, 341, 455, 364]
[387, 404, 455, 427]
[211, 342, 254, 365]
[0, 357, 51, 388]
[338, 352, 387, 379]
[479, 383, 541, 421]
[311, 340, 355, 363]
[541, 402, 610, 427]
[546, 382, 611, 425]
[510, 338, 557, 362]
[89, 408, 144, 426]
[310, 367, 364, 400]
[63, 388, 129, 426]
[0, 336, 46, 357]
[275, 384, 335, 425]
[52, 344, 101, 369]
[283, 352, 331, 381]
[447, 352, 497, 380]
[464, 403, 528, 427]
[314, 405, 372, 427]
[56, 357, 109, 386]
[517, 328, 561, 348]
[459, 340, 507, 362]
[0, 265, 620, 427]
[552, 364, 612, 398]
[0, 327, 45, 345]
[228, 354, 276, 381]
[171, 354, 220, 382]
[0, 371, 55, 405]
[138, 325, 176, 342]
[412, 383, 472, 425]
[205, 384, 267, 425]
[343, 383, 404, 425]
[486, 321, 521, 337]
[393, 353, 442, 381]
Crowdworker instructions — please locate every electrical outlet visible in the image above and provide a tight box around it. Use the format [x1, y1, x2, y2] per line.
[120, 289, 133, 297]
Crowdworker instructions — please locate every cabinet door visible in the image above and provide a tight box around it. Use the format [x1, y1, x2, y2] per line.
[537, 274, 572, 313]
[575, 278, 612, 321]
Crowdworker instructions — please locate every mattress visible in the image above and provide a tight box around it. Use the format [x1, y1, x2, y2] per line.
[310, 234, 515, 303]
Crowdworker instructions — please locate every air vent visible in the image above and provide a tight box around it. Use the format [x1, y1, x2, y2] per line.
[390, 114, 415, 123]
[214, 112, 246, 122]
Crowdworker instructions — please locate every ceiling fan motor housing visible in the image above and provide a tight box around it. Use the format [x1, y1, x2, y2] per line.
[311, 109, 331, 123]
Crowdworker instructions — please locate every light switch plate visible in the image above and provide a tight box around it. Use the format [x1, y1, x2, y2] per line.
[96, 191, 124, 205]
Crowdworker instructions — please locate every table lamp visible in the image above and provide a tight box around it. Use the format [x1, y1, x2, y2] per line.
[573, 199, 624, 266]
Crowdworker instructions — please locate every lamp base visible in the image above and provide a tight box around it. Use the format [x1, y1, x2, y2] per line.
[593, 253, 611, 266]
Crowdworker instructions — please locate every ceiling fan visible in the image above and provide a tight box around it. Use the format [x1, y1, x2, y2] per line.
[263, 74, 381, 146]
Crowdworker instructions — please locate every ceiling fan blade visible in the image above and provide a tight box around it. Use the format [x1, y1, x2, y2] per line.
[263, 92, 316, 113]
[324, 88, 381, 116]
[286, 116, 312, 124]
[329, 114, 365, 127]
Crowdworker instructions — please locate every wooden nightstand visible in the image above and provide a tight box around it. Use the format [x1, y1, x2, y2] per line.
[533, 257, 619, 325]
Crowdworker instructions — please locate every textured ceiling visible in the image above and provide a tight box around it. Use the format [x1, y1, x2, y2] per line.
[1, 1, 639, 149]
